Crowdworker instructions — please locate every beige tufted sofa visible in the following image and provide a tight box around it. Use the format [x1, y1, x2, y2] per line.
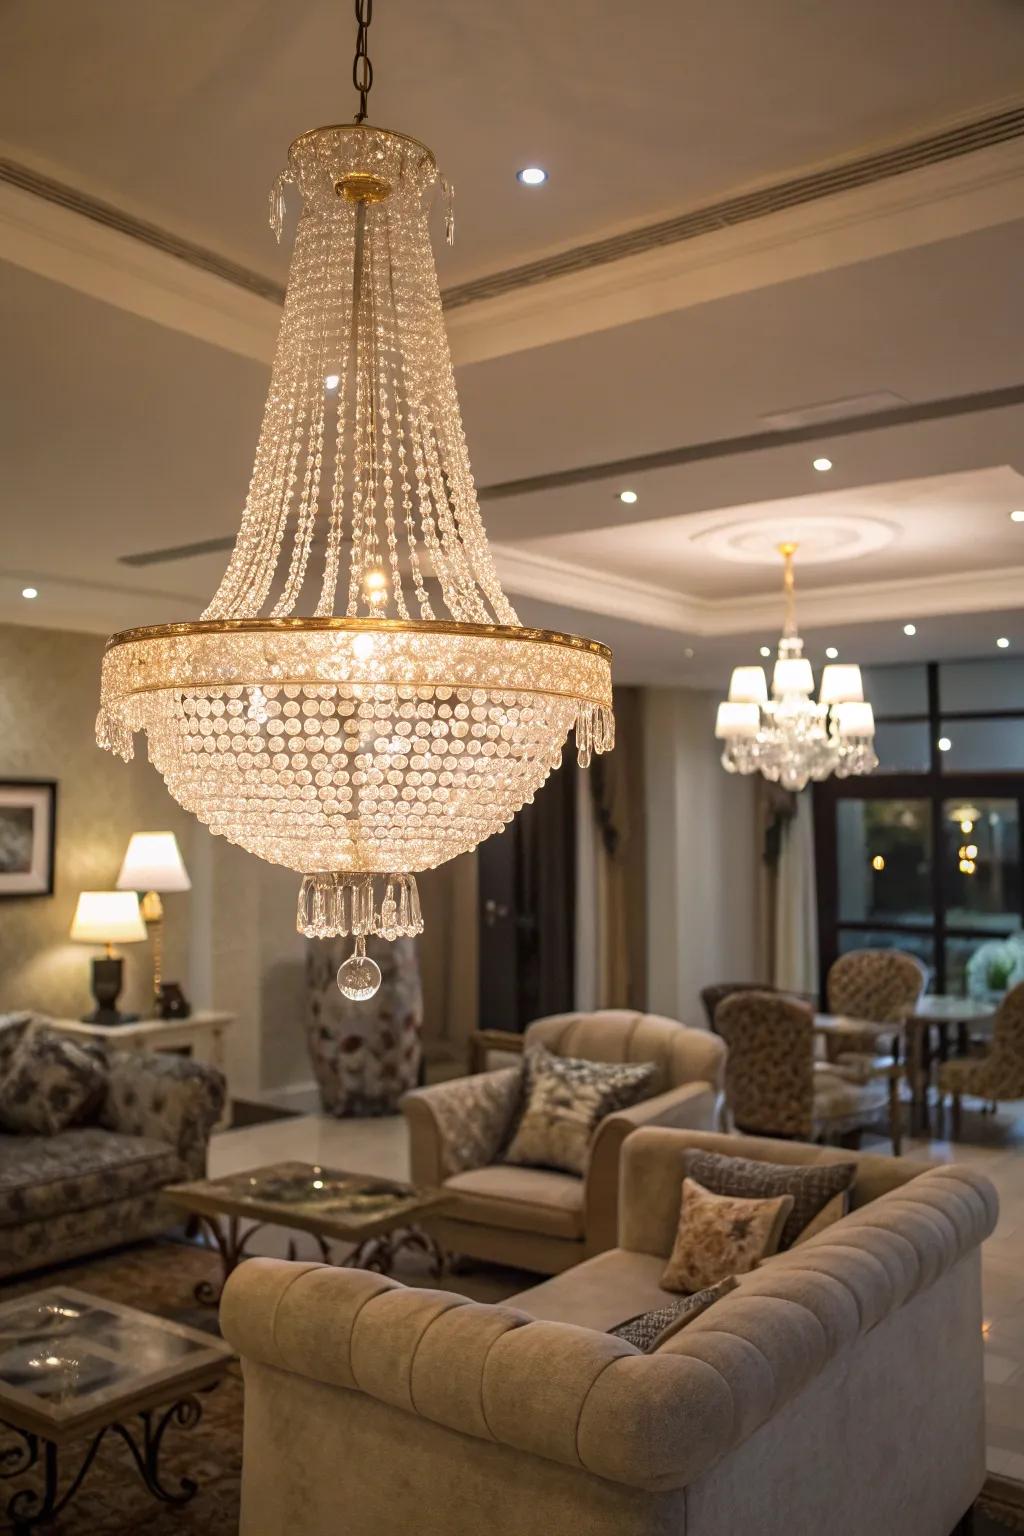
[401, 1010, 726, 1273]
[221, 1127, 996, 1536]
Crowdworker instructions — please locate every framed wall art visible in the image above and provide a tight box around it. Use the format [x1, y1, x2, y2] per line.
[0, 780, 57, 897]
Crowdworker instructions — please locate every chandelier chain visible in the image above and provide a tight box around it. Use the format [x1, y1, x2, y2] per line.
[352, 0, 374, 124]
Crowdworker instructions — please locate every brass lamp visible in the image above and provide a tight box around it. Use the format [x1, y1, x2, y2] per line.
[116, 832, 191, 1013]
[70, 891, 147, 1023]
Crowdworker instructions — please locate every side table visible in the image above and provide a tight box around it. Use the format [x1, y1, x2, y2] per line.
[47, 1012, 236, 1130]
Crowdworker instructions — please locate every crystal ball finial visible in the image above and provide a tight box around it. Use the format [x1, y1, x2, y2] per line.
[337, 938, 381, 1001]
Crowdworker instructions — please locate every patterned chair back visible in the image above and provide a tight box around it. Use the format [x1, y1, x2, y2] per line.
[700, 982, 817, 1034]
[826, 949, 926, 1025]
[715, 991, 815, 1140]
[989, 981, 1024, 1096]
[522, 1010, 725, 1098]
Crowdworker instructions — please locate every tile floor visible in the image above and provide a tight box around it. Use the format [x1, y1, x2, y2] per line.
[207, 1096, 1024, 1482]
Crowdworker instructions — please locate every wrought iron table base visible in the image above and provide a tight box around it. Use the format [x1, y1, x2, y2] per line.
[1, 1394, 207, 1533]
[193, 1213, 446, 1303]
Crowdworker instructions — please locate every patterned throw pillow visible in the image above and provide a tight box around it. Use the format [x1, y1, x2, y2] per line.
[437, 1065, 525, 1177]
[609, 1276, 738, 1352]
[0, 1013, 34, 1082]
[682, 1149, 857, 1250]
[790, 1190, 848, 1246]
[503, 1046, 656, 1176]
[661, 1177, 793, 1294]
[0, 1028, 107, 1136]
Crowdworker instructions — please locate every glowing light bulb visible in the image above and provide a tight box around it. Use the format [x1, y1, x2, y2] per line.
[871, 855, 885, 872]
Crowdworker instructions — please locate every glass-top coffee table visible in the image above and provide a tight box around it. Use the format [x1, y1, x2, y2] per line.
[165, 1161, 451, 1303]
[0, 1286, 232, 1532]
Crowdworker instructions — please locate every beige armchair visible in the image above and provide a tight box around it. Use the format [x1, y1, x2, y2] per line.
[401, 1010, 726, 1274]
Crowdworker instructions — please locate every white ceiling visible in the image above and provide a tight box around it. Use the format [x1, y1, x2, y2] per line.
[1, 0, 1023, 690]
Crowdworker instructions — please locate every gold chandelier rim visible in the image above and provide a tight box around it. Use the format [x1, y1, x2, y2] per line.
[103, 616, 612, 664]
[288, 121, 437, 175]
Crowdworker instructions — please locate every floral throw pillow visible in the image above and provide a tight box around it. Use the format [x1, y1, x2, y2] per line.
[0, 1028, 107, 1136]
[503, 1045, 656, 1176]
[609, 1276, 738, 1352]
[661, 1177, 794, 1295]
[681, 1149, 856, 1250]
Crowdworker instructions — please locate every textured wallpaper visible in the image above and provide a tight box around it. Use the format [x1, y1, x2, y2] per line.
[0, 623, 195, 1020]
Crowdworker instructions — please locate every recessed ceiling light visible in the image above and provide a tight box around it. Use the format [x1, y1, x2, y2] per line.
[825, 646, 839, 659]
[1011, 510, 1024, 523]
[618, 489, 638, 505]
[21, 586, 38, 600]
[812, 457, 832, 472]
[997, 637, 1010, 649]
[903, 623, 917, 636]
[516, 166, 547, 186]
[938, 737, 952, 753]
[683, 647, 694, 660]
[324, 374, 340, 390]
[759, 645, 771, 658]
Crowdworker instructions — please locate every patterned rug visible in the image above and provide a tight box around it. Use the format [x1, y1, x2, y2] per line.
[0, 1241, 245, 1535]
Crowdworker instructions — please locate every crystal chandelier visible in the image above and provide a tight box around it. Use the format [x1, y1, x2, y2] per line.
[714, 542, 876, 792]
[96, 3, 613, 998]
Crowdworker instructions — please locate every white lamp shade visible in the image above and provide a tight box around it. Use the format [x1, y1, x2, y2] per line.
[728, 666, 768, 704]
[772, 656, 814, 697]
[116, 832, 191, 893]
[836, 701, 876, 738]
[70, 891, 148, 945]
[715, 701, 760, 739]
[820, 663, 864, 706]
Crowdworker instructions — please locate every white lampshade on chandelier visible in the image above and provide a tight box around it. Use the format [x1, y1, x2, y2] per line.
[96, 4, 613, 999]
[714, 542, 877, 792]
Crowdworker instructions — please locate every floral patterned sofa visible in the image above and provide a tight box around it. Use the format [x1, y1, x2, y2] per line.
[0, 1013, 225, 1279]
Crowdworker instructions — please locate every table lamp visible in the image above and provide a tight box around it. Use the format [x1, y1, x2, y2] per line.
[70, 891, 147, 1024]
[116, 832, 191, 1016]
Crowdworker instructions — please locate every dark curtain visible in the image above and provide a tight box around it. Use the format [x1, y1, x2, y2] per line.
[589, 686, 647, 1010]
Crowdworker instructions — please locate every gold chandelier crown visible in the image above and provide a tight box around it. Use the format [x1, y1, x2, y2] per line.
[96, 10, 613, 997]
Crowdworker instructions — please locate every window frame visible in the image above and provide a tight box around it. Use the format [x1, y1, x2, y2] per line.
[813, 661, 1024, 994]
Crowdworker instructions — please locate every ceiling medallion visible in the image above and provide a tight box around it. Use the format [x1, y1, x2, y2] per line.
[96, 4, 613, 999]
[714, 542, 877, 792]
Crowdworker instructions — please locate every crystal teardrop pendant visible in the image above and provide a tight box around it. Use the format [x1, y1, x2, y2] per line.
[337, 937, 382, 1001]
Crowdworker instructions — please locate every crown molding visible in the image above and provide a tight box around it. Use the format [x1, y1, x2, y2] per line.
[492, 542, 1024, 638]
[2, 135, 1024, 372]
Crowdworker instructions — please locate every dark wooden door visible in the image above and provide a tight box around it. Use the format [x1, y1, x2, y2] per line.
[477, 746, 577, 1034]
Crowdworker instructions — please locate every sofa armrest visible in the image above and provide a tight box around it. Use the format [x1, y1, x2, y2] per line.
[100, 1050, 226, 1178]
[401, 1066, 522, 1185]
[584, 1082, 719, 1254]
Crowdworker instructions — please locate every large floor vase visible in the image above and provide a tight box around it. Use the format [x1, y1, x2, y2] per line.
[306, 936, 423, 1116]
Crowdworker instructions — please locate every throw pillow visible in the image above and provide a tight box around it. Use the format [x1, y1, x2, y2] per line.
[681, 1149, 857, 1250]
[661, 1177, 793, 1294]
[437, 1064, 525, 1177]
[503, 1045, 656, 1176]
[0, 1028, 107, 1136]
[609, 1276, 738, 1352]
[791, 1190, 848, 1246]
[0, 1012, 34, 1081]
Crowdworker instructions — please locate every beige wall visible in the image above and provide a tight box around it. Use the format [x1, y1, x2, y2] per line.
[643, 687, 762, 1025]
[0, 623, 307, 1096]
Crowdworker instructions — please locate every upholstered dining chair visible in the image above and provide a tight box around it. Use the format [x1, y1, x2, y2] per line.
[826, 948, 927, 1033]
[401, 1010, 726, 1274]
[716, 990, 901, 1153]
[700, 981, 816, 1035]
[938, 980, 1024, 1137]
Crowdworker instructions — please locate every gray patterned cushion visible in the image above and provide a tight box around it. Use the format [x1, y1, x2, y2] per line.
[0, 1029, 107, 1136]
[0, 1128, 180, 1227]
[609, 1276, 737, 1352]
[434, 1066, 525, 1177]
[504, 1045, 656, 1176]
[682, 1149, 856, 1250]
[0, 1013, 34, 1080]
